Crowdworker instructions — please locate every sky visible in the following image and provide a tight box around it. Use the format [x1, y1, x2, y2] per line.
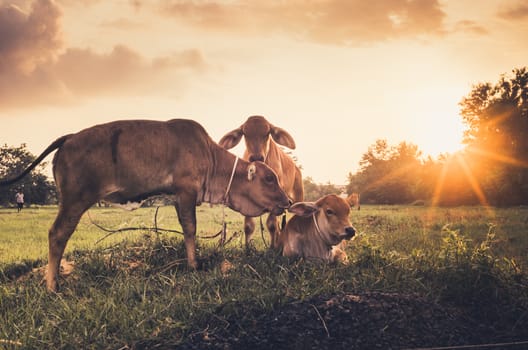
[1, 0, 527, 185]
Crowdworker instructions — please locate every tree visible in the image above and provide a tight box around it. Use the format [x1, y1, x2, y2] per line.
[302, 177, 342, 201]
[459, 67, 528, 205]
[0, 144, 56, 206]
[348, 140, 424, 204]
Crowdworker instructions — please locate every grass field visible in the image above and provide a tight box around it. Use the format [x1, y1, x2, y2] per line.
[0, 204, 527, 348]
[0, 205, 246, 264]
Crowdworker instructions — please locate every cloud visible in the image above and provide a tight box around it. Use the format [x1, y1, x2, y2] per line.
[0, 0, 62, 73]
[160, 0, 447, 45]
[498, 1, 528, 21]
[56, 0, 101, 7]
[0, 0, 208, 110]
[497, 1, 528, 20]
[0, 45, 209, 109]
[453, 20, 489, 35]
[57, 0, 141, 10]
[53, 46, 207, 96]
[100, 18, 146, 30]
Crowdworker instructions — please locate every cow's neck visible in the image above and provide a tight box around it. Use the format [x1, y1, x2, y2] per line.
[266, 141, 282, 166]
[205, 146, 239, 205]
[292, 217, 333, 258]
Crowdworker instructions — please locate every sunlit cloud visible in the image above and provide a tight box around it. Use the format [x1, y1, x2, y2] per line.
[159, 0, 447, 45]
[497, 1, 528, 20]
[0, 44, 209, 110]
[0, 0, 62, 73]
[100, 18, 146, 30]
[56, 0, 101, 7]
[453, 20, 489, 35]
[0, 0, 209, 111]
[54, 46, 207, 96]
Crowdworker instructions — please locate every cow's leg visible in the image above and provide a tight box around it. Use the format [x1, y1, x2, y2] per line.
[47, 203, 87, 292]
[244, 216, 256, 246]
[266, 214, 279, 249]
[174, 194, 198, 269]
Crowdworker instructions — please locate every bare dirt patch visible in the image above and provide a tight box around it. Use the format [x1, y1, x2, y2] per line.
[171, 292, 527, 350]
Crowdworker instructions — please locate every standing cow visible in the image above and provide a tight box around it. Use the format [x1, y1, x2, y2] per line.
[219, 116, 303, 247]
[0, 119, 291, 292]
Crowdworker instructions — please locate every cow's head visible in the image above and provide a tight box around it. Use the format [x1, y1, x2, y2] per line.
[219, 115, 296, 162]
[288, 194, 356, 246]
[227, 160, 291, 217]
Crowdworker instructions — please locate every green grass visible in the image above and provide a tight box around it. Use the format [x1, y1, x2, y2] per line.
[0, 205, 527, 348]
[353, 205, 528, 266]
[0, 205, 247, 264]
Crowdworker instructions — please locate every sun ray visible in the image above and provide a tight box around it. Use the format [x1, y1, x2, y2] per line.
[431, 156, 450, 207]
[427, 151, 494, 216]
[455, 155, 489, 206]
[466, 147, 528, 168]
[359, 162, 417, 194]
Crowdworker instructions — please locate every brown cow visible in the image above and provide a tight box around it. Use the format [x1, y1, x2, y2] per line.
[346, 192, 361, 210]
[0, 119, 290, 291]
[219, 116, 303, 247]
[276, 194, 356, 263]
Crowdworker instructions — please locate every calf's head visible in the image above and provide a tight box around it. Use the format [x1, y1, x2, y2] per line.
[219, 115, 296, 162]
[227, 160, 291, 217]
[289, 194, 356, 246]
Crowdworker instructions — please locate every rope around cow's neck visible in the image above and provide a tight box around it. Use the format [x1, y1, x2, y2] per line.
[219, 156, 239, 245]
[312, 212, 322, 235]
[223, 156, 239, 205]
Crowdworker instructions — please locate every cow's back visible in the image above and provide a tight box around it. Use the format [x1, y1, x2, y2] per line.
[52, 119, 213, 203]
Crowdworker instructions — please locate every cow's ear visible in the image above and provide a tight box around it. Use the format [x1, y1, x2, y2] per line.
[247, 163, 257, 181]
[270, 126, 296, 149]
[288, 202, 318, 217]
[219, 128, 243, 149]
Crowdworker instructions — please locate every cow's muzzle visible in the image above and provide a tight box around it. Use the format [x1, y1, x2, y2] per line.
[343, 226, 356, 240]
[271, 199, 292, 215]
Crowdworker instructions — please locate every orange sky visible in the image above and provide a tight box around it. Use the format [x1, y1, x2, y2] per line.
[1, 0, 527, 184]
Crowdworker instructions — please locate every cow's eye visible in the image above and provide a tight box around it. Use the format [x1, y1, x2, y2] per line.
[265, 174, 275, 183]
[326, 209, 335, 216]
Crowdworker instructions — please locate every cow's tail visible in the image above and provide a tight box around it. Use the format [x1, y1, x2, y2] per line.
[0, 135, 71, 186]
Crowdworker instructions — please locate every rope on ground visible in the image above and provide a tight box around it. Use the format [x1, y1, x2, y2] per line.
[89, 206, 234, 245]
[260, 215, 268, 249]
[310, 304, 330, 338]
[258, 213, 287, 249]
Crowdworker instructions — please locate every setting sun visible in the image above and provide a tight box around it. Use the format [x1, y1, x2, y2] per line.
[418, 113, 466, 158]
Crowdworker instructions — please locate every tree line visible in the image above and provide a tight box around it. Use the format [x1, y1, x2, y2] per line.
[1, 68, 527, 207]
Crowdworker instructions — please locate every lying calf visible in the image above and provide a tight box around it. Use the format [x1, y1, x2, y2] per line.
[276, 194, 356, 263]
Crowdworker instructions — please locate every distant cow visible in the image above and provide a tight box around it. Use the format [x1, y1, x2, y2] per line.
[346, 192, 361, 210]
[276, 194, 356, 263]
[0, 119, 290, 292]
[219, 116, 303, 247]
